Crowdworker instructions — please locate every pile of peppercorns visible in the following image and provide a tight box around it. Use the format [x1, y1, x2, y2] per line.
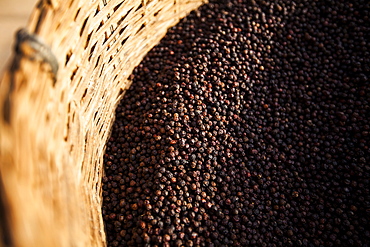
[102, 0, 370, 246]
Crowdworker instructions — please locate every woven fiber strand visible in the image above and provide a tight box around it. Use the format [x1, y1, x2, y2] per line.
[0, 0, 206, 246]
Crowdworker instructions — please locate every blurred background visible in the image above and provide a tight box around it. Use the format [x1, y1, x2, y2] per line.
[0, 0, 37, 73]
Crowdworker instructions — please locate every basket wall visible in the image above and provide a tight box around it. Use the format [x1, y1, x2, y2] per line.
[0, 0, 206, 246]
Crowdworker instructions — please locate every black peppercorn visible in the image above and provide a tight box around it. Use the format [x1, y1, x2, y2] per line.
[102, 0, 370, 246]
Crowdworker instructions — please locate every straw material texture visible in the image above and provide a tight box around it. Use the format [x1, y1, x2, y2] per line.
[0, 0, 206, 246]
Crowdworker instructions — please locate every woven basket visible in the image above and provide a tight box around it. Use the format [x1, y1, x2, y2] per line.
[0, 0, 206, 246]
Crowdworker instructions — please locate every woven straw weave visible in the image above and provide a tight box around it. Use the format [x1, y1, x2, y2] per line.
[0, 0, 206, 246]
